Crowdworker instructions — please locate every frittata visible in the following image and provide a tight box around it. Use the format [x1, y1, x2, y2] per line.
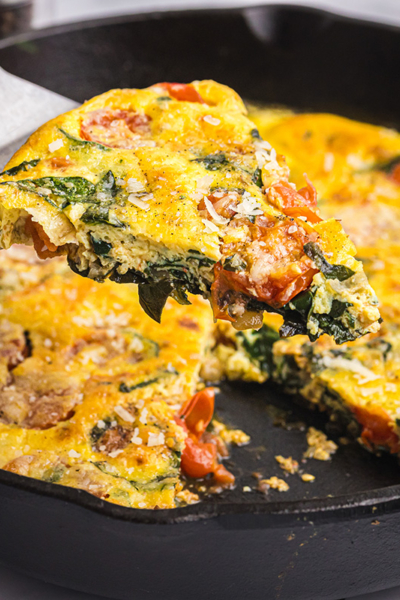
[212, 109, 400, 457]
[0, 81, 380, 343]
[0, 245, 242, 509]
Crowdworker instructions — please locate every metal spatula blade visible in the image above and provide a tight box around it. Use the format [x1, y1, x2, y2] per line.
[0, 67, 78, 168]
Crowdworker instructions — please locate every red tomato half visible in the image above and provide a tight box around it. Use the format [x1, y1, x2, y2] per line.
[158, 83, 205, 104]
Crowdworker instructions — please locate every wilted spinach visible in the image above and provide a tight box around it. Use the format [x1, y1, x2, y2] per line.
[191, 152, 229, 171]
[0, 159, 40, 177]
[138, 281, 173, 323]
[59, 128, 110, 151]
[237, 324, 280, 375]
[304, 242, 355, 281]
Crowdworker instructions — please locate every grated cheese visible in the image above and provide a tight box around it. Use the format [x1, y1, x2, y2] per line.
[147, 431, 165, 447]
[203, 115, 220, 126]
[126, 178, 145, 193]
[204, 198, 229, 224]
[139, 408, 148, 424]
[202, 218, 219, 234]
[323, 152, 335, 172]
[322, 356, 379, 382]
[114, 405, 135, 423]
[109, 449, 123, 458]
[131, 427, 142, 445]
[48, 139, 64, 152]
[127, 195, 151, 211]
[68, 449, 81, 458]
[230, 191, 263, 217]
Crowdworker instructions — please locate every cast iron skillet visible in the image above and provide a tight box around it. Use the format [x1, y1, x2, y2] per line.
[1, 6, 400, 599]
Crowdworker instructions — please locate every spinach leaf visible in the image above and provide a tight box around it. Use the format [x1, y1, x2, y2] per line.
[304, 242, 355, 281]
[373, 155, 400, 174]
[366, 338, 392, 359]
[0, 159, 40, 177]
[252, 167, 263, 187]
[109, 266, 145, 284]
[309, 315, 357, 344]
[119, 378, 160, 393]
[89, 234, 112, 256]
[59, 128, 110, 151]
[250, 128, 262, 140]
[42, 464, 66, 484]
[3, 176, 96, 209]
[96, 170, 117, 197]
[237, 324, 280, 375]
[90, 417, 112, 444]
[223, 254, 247, 272]
[171, 285, 191, 306]
[81, 205, 125, 227]
[191, 152, 229, 171]
[138, 280, 172, 323]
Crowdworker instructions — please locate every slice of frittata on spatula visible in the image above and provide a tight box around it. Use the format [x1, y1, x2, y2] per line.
[0, 80, 380, 342]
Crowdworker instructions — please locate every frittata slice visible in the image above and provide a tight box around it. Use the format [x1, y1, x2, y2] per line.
[0, 81, 380, 342]
[0, 246, 237, 509]
[213, 109, 400, 456]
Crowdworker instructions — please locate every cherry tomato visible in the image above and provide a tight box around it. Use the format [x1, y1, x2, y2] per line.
[158, 83, 205, 104]
[180, 388, 215, 436]
[391, 163, 400, 184]
[180, 437, 217, 478]
[213, 463, 235, 486]
[283, 206, 322, 224]
[352, 406, 400, 453]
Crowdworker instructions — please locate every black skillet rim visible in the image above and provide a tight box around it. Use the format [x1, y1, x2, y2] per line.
[1, 3, 400, 526]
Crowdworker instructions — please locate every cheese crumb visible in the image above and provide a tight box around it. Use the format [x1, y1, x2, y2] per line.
[139, 408, 148, 424]
[127, 194, 151, 211]
[114, 405, 135, 423]
[243, 486, 252, 492]
[147, 432, 165, 447]
[202, 218, 219, 234]
[323, 152, 335, 172]
[126, 178, 145, 193]
[203, 115, 221, 126]
[301, 473, 315, 482]
[68, 449, 81, 459]
[131, 427, 143, 445]
[48, 139, 64, 152]
[109, 449, 123, 458]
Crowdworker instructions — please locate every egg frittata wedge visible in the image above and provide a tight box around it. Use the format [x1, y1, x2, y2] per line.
[0, 246, 241, 508]
[0, 81, 380, 342]
[212, 109, 400, 456]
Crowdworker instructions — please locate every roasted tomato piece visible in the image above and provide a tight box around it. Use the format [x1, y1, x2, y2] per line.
[25, 216, 65, 259]
[178, 388, 235, 485]
[180, 388, 215, 436]
[272, 175, 318, 210]
[352, 405, 400, 454]
[283, 206, 322, 224]
[158, 83, 205, 104]
[80, 109, 151, 149]
[181, 437, 217, 479]
[212, 214, 318, 321]
[391, 163, 400, 184]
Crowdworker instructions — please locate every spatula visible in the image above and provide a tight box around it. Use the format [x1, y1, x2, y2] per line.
[0, 66, 78, 169]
